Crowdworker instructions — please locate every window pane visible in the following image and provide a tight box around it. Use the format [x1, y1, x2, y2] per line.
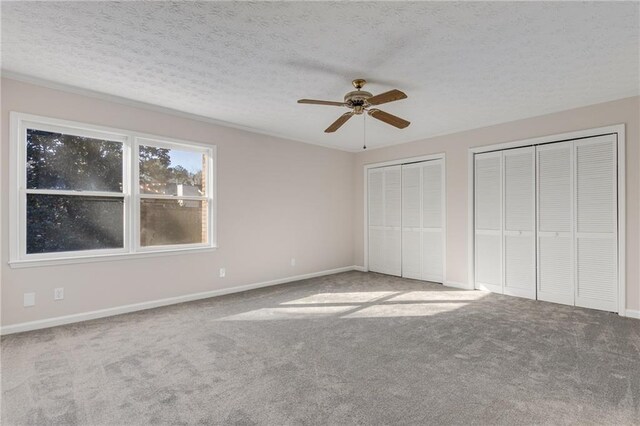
[140, 199, 208, 247]
[27, 195, 124, 254]
[139, 145, 206, 196]
[27, 129, 123, 192]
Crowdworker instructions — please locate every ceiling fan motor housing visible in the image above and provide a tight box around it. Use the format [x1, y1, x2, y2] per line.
[344, 90, 372, 114]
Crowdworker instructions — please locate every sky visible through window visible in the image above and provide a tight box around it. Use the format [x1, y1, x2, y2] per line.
[169, 149, 202, 173]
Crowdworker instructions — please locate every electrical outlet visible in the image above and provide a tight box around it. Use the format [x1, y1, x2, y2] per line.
[23, 292, 35, 307]
[54, 288, 64, 300]
[290, 257, 296, 267]
[219, 268, 226, 278]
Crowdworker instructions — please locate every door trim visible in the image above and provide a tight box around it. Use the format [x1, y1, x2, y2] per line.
[467, 124, 626, 316]
[363, 153, 446, 285]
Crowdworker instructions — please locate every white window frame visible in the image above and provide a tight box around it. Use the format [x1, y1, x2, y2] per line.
[9, 112, 217, 268]
[134, 136, 214, 253]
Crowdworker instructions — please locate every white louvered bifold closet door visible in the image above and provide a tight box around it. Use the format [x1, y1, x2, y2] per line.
[401, 159, 444, 283]
[421, 159, 444, 282]
[574, 135, 618, 312]
[503, 147, 536, 299]
[368, 166, 402, 276]
[536, 142, 574, 306]
[402, 164, 422, 279]
[475, 152, 503, 293]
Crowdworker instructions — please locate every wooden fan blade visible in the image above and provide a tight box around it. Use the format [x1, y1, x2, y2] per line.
[368, 109, 410, 129]
[366, 89, 407, 106]
[325, 112, 354, 133]
[298, 99, 347, 107]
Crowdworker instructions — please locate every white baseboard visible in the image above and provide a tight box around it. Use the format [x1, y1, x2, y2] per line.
[625, 309, 640, 320]
[444, 280, 473, 290]
[0, 265, 358, 335]
[353, 265, 367, 272]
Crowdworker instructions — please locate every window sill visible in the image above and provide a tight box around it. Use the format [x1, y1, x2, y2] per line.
[8, 246, 218, 269]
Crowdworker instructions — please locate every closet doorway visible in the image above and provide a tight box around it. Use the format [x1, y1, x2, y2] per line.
[365, 154, 446, 284]
[469, 125, 626, 314]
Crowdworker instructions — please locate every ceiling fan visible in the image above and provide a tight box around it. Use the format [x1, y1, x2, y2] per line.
[298, 79, 410, 133]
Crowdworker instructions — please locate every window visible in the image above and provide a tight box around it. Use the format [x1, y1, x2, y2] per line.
[10, 113, 216, 266]
[136, 139, 210, 249]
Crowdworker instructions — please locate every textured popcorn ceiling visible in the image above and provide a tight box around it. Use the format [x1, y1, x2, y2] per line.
[2, 2, 639, 151]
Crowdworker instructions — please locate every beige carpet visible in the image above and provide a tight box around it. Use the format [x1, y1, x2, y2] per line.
[2, 271, 639, 425]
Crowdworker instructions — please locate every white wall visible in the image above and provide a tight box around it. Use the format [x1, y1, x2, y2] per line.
[1, 78, 355, 327]
[353, 96, 640, 313]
